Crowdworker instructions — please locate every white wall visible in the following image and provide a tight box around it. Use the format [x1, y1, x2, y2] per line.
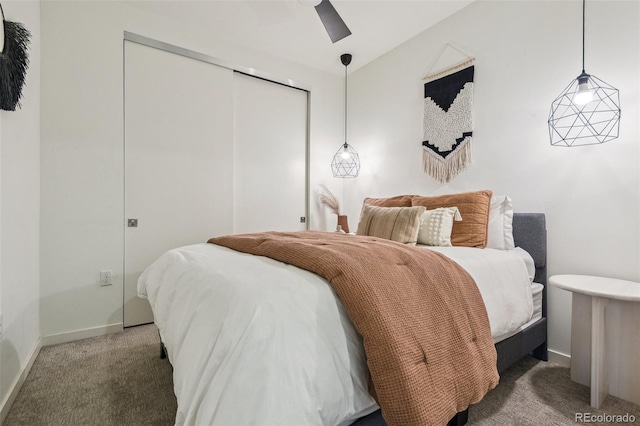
[38, 0, 639, 369]
[40, 1, 343, 339]
[0, 0, 41, 417]
[343, 0, 639, 361]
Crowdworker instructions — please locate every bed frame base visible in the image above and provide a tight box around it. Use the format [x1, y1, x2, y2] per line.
[448, 408, 469, 426]
[158, 329, 168, 359]
[349, 404, 468, 425]
[160, 343, 167, 359]
[496, 317, 547, 373]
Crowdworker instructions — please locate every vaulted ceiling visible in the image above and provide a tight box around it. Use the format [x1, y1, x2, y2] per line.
[126, 0, 473, 75]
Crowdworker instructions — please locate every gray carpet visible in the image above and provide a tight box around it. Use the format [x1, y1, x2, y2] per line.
[4, 324, 639, 425]
[4, 324, 177, 426]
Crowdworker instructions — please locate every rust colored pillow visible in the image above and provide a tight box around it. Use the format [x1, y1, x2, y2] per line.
[363, 195, 413, 207]
[411, 190, 493, 248]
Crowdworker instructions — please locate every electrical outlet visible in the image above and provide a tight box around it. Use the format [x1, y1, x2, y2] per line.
[100, 270, 112, 286]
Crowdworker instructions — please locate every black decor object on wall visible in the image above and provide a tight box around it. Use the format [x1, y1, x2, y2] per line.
[0, 2, 31, 111]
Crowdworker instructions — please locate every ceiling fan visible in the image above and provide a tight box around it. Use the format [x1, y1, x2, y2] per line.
[299, 0, 351, 43]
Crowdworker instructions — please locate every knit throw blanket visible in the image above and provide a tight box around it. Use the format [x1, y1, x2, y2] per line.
[422, 66, 474, 184]
[208, 231, 498, 426]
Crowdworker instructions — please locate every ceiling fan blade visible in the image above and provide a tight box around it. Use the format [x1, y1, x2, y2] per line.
[315, 0, 351, 43]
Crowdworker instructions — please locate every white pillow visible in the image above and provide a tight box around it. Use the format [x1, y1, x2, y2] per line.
[487, 195, 515, 250]
[417, 207, 462, 246]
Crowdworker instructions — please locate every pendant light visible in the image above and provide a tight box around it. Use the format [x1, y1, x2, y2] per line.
[548, 0, 620, 147]
[331, 53, 360, 178]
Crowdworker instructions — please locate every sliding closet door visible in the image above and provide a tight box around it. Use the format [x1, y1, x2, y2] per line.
[233, 73, 308, 233]
[124, 41, 234, 327]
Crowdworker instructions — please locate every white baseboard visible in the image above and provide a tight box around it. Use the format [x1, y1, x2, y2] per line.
[40, 323, 123, 347]
[548, 348, 571, 368]
[0, 337, 42, 424]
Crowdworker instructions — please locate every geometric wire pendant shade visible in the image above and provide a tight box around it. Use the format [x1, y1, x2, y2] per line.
[548, 73, 621, 146]
[332, 53, 360, 177]
[331, 142, 360, 177]
[547, 0, 621, 147]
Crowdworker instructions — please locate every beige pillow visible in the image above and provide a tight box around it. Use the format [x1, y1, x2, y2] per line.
[417, 207, 462, 246]
[356, 205, 426, 245]
[411, 190, 493, 248]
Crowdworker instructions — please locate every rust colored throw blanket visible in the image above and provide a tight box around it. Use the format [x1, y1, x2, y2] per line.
[208, 231, 498, 425]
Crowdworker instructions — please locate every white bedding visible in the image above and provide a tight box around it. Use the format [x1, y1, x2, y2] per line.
[420, 245, 534, 342]
[139, 241, 535, 426]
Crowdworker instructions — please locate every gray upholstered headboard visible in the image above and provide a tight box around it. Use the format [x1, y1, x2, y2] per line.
[512, 213, 547, 287]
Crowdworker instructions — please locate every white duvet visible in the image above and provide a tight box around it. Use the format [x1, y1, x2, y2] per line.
[138, 242, 534, 426]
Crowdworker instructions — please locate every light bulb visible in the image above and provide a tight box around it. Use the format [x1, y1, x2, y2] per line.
[573, 73, 594, 106]
[573, 82, 594, 105]
[341, 150, 351, 160]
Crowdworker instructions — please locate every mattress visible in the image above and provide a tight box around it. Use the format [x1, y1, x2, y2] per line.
[510, 282, 544, 338]
[532, 282, 544, 320]
[139, 242, 536, 425]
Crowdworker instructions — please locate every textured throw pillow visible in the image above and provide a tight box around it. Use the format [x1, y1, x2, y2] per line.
[363, 195, 414, 207]
[417, 207, 462, 246]
[487, 195, 515, 250]
[411, 190, 493, 248]
[356, 205, 426, 245]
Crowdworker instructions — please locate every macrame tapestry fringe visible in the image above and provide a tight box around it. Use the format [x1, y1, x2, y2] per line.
[422, 140, 471, 184]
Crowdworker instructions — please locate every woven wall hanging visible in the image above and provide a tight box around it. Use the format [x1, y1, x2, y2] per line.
[422, 44, 475, 184]
[0, 2, 31, 111]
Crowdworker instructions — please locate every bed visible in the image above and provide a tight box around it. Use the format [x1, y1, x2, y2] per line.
[138, 202, 547, 426]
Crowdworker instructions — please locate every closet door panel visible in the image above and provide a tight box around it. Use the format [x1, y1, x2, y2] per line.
[124, 41, 234, 327]
[233, 73, 308, 233]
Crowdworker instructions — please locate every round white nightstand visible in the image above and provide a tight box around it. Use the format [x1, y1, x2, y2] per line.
[549, 274, 640, 409]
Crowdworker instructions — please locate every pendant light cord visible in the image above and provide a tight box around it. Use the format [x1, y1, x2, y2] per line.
[581, 0, 586, 72]
[344, 62, 348, 145]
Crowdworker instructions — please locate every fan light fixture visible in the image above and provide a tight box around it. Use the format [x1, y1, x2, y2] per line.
[298, 0, 351, 43]
[548, 0, 620, 147]
[332, 54, 360, 178]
